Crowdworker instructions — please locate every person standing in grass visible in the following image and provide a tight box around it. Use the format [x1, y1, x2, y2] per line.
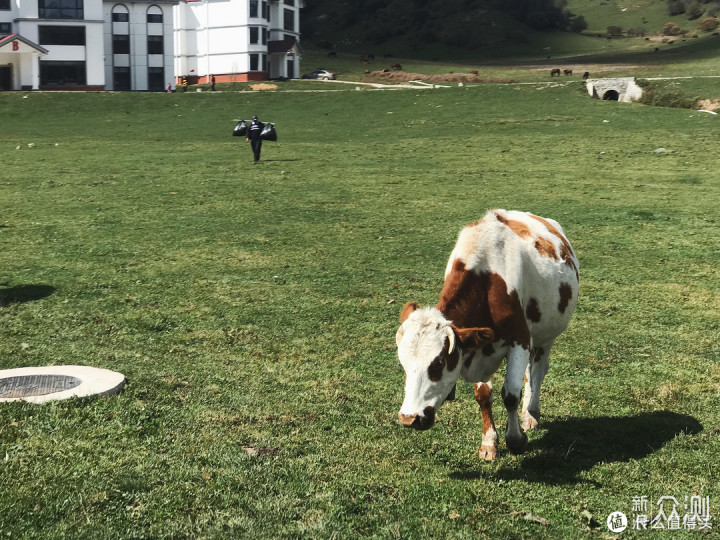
[246, 115, 265, 163]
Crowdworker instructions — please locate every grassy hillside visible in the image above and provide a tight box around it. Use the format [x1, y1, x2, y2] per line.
[302, 0, 720, 60]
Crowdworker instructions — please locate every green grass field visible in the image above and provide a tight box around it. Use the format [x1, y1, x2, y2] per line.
[1, 72, 719, 538]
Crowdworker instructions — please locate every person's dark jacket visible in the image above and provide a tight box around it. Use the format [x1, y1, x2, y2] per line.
[247, 120, 265, 141]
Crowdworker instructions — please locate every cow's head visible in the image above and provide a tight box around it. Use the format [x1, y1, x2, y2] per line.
[395, 302, 494, 430]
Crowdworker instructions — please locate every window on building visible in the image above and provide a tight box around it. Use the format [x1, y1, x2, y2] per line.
[113, 34, 130, 54]
[147, 35, 163, 54]
[0, 0, 10, 11]
[249, 53, 258, 71]
[38, 0, 83, 20]
[262, 28, 267, 45]
[283, 8, 294, 31]
[147, 13, 163, 23]
[249, 0, 258, 18]
[113, 67, 130, 91]
[284, 0, 294, 6]
[249, 26, 258, 44]
[112, 11, 129, 22]
[0, 23, 11, 36]
[148, 67, 164, 91]
[39, 26, 86, 46]
[262, 1, 269, 20]
[262, 54, 267, 72]
[40, 60, 86, 86]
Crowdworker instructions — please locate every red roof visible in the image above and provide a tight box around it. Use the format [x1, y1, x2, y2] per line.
[0, 33, 49, 54]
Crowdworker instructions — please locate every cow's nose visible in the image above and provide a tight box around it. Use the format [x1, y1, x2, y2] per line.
[398, 412, 419, 428]
[398, 407, 435, 430]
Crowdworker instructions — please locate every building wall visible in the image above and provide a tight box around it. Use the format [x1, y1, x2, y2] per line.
[103, 1, 176, 91]
[175, 0, 301, 83]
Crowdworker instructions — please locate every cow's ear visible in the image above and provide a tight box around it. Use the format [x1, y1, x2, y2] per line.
[400, 302, 419, 323]
[451, 326, 495, 350]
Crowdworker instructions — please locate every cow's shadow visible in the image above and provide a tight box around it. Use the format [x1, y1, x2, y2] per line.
[451, 411, 702, 485]
[0, 284, 56, 306]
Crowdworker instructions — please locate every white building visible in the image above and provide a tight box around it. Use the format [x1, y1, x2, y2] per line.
[0, 0, 301, 91]
[103, 1, 177, 91]
[0, 0, 106, 90]
[174, 0, 302, 84]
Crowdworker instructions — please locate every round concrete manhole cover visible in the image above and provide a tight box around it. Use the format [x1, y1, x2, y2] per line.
[0, 366, 126, 404]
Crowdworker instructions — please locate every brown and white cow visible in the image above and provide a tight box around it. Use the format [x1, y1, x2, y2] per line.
[396, 209, 579, 460]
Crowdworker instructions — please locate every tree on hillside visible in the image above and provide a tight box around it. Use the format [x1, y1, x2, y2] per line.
[567, 13, 588, 32]
[686, 0, 705, 19]
[667, 0, 687, 15]
[493, 0, 571, 30]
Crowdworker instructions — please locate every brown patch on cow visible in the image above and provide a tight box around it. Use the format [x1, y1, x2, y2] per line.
[474, 383, 496, 437]
[528, 214, 579, 281]
[534, 237, 559, 260]
[437, 260, 530, 349]
[526, 298, 541, 323]
[427, 336, 459, 382]
[558, 283, 573, 313]
[400, 302, 419, 323]
[495, 212, 533, 238]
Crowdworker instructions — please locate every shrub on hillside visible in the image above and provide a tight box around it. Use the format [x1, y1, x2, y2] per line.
[637, 80, 699, 109]
[627, 27, 647, 37]
[698, 16, 720, 30]
[607, 25, 623, 36]
[663, 21, 683, 34]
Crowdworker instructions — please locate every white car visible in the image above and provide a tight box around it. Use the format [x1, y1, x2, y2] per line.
[302, 70, 336, 80]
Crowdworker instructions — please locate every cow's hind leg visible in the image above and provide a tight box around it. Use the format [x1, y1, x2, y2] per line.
[522, 342, 553, 431]
[503, 346, 530, 454]
[474, 381, 498, 460]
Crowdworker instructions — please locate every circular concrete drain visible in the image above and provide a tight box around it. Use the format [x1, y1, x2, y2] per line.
[0, 366, 126, 404]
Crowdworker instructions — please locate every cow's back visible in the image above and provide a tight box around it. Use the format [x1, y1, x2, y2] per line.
[438, 209, 578, 349]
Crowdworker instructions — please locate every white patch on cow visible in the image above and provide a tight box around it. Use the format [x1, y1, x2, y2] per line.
[397, 308, 459, 417]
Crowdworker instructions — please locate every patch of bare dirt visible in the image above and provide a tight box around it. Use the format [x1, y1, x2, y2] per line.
[697, 99, 720, 111]
[366, 71, 515, 84]
[249, 83, 278, 91]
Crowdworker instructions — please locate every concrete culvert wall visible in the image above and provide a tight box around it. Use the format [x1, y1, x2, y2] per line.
[587, 77, 642, 103]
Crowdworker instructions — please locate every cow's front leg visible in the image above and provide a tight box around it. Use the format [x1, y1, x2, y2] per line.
[474, 381, 497, 460]
[502, 346, 531, 454]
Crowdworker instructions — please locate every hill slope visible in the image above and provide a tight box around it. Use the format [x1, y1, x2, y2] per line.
[301, 0, 720, 60]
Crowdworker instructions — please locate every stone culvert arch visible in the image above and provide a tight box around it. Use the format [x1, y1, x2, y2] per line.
[586, 77, 643, 102]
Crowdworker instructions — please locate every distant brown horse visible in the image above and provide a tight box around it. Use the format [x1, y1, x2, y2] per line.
[550, 68, 561, 77]
[391, 63, 402, 71]
[563, 69, 573, 76]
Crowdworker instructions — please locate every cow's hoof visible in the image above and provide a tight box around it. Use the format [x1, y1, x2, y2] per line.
[521, 414, 539, 431]
[478, 445, 497, 461]
[506, 431, 529, 454]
